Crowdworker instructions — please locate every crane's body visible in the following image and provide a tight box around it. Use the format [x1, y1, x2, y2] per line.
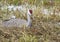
[3, 19, 27, 27]
[2, 9, 32, 27]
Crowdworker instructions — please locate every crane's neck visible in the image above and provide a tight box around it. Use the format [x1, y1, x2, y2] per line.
[27, 13, 31, 26]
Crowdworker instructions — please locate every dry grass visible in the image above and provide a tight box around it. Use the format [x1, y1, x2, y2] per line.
[0, 0, 60, 42]
[0, 8, 60, 42]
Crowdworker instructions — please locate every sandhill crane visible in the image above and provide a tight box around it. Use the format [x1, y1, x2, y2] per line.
[2, 9, 32, 27]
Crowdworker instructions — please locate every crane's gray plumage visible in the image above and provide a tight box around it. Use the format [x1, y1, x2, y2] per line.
[2, 9, 32, 27]
[3, 19, 27, 27]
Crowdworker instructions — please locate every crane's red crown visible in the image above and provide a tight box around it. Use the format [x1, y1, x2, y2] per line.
[29, 10, 32, 14]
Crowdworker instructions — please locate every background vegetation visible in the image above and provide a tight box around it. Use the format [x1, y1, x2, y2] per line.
[0, 0, 60, 42]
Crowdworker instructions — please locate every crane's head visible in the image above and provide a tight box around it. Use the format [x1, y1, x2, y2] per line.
[28, 9, 32, 16]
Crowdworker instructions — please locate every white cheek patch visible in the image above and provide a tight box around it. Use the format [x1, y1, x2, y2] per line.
[27, 10, 31, 15]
